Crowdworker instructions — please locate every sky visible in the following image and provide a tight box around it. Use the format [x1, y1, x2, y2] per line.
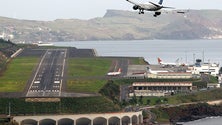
[0, 0, 222, 21]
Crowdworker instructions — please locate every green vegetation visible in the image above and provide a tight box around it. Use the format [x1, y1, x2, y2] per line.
[2, 10, 222, 42]
[131, 88, 222, 106]
[0, 41, 221, 119]
[67, 58, 111, 93]
[0, 39, 18, 57]
[129, 57, 148, 65]
[67, 79, 107, 93]
[68, 58, 111, 77]
[209, 75, 218, 83]
[99, 80, 120, 104]
[151, 108, 170, 123]
[0, 57, 39, 92]
[0, 39, 18, 72]
[0, 97, 120, 115]
[168, 88, 222, 104]
[193, 81, 207, 89]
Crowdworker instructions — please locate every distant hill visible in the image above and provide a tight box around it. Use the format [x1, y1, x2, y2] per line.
[0, 9, 222, 42]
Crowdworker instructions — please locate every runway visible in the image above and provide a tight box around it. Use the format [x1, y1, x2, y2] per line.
[26, 49, 67, 97]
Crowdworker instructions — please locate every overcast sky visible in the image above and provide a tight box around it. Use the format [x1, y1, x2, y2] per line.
[1, 0, 222, 21]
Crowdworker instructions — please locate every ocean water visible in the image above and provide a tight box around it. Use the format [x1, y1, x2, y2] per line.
[53, 40, 222, 65]
[182, 116, 222, 125]
[53, 40, 222, 124]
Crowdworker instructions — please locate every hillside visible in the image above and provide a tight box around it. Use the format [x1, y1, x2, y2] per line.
[0, 39, 18, 71]
[0, 9, 222, 42]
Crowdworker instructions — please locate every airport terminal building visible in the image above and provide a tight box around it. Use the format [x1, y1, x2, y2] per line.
[129, 82, 192, 97]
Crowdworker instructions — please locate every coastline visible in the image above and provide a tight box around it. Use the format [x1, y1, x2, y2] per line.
[177, 116, 222, 125]
[156, 103, 222, 124]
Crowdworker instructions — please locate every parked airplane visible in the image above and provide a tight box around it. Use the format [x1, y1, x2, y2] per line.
[158, 57, 177, 66]
[147, 67, 168, 74]
[158, 58, 188, 67]
[107, 68, 122, 76]
[126, 0, 174, 17]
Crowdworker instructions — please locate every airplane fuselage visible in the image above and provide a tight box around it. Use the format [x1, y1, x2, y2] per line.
[138, 4, 162, 11]
[126, 0, 174, 17]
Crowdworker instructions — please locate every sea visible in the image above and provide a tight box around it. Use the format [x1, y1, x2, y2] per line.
[53, 39, 222, 125]
[53, 40, 222, 65]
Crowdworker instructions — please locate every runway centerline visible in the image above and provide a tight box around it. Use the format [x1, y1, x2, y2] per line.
[26, 49, 67, 97]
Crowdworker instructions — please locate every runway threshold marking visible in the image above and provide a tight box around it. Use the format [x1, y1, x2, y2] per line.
[26, 49, 49, 96]
[26, 49, 67, 97]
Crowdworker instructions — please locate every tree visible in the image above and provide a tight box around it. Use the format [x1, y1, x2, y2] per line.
[139, 95, 143, 105]
[146, 99, 151, 105]
[163, 98, 168, 103]
[155, 98, 161, 105]
[129, 93, 137, 105]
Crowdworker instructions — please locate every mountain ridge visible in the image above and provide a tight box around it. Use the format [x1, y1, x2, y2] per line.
[0, 9, 222, 43]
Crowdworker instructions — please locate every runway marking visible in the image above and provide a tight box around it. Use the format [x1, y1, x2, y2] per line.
[54, 81, 60, 84]
[26, 49, 49, 96]
[34, 81, 40, 84]
[27, 49, 67, 97]
[60, 49, 67, 96]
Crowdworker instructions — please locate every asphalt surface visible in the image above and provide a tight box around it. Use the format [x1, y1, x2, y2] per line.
[16, 47, 133, 98]
[106, 57, 130, 77]
[26, 49, 67, 97]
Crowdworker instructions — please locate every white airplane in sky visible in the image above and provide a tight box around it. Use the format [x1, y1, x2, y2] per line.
[107, 68, 122, 76]
[126, 0, 175, 17]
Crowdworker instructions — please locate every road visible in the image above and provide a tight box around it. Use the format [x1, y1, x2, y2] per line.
[26, 49, 67, 97]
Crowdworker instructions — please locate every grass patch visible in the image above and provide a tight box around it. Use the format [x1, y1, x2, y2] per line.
[0, 57, 39, 92]
[0, 97, 120, 115]
[129, 57, 148, 65]
[67, 58, 111, 93]
[67, 79, 107, 93]
[68, 58, 111, 77]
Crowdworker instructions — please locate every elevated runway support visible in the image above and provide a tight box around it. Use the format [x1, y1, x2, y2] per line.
[13, 111, 143, 125]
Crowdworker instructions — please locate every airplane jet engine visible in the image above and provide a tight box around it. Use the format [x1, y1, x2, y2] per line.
[133, 5, 139, 10]
[153, 12, 161, 17]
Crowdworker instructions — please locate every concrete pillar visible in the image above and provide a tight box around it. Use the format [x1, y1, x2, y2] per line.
[129, 118, 132, 125]
[37, 121, 40, 125]
[56, 120, 58, 125]
[120, 119, 122, 125]
[91, 119, 93, 125]
[74, 119, 76, 125]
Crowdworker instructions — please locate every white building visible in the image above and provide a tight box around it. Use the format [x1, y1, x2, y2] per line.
[191, 63, 220, 76]
[129, 82, 192, 97]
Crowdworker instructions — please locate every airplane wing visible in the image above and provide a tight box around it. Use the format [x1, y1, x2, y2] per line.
[162, 6, 175, 9]
[149, 1, 174, 9]
[149, 1, 161, 7]
[161, 9, 189, 14]
[126, 0, 139, 5]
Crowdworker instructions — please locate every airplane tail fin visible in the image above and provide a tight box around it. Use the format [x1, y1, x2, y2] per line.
[158, 0, 163, 5]
[158, 58, 162, 64]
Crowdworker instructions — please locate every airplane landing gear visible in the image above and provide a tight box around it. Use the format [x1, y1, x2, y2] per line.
[139, 10, 144, 14]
